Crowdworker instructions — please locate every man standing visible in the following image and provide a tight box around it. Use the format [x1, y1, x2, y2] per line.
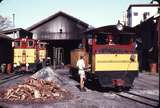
[76, 56, 86, 92]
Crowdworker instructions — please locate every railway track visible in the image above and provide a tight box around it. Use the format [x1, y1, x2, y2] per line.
[0, 73, 24, 85]
[114, 90, 159, 108]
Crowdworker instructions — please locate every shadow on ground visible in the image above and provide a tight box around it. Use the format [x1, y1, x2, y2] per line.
[69, 70, 131, 93]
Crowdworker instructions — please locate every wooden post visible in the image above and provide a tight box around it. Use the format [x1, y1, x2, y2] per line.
[6, 63, 12, 74]
[158, 15, 160, 108]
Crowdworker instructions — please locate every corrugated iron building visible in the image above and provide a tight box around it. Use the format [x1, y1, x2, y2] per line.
[0, 28, 33, 39]
[0, 33, 13, 67]
[134, 15, 159, 73]
[27, 11, 89, 65]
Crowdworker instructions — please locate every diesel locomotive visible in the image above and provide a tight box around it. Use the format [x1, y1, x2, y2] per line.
[13, 37, 47, 72]
[70, 25, 139, 89]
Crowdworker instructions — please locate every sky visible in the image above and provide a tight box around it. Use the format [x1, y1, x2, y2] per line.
[0, 0, 151, 29]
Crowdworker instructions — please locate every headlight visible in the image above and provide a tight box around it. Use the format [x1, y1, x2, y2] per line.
[26, 63, 29, 67]
[13, 64, 17, 67]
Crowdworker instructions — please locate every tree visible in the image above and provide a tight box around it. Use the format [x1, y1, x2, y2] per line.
[151, 0, 160, 4]
[0, 15, 12, 31]
[0, 0, 3, 3]
[154, 0, 160, 4]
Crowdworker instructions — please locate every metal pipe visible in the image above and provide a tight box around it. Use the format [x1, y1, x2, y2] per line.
[12, 13, 15, 28]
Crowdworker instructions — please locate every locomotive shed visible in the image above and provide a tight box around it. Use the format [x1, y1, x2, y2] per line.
[27, 11, 89, 65]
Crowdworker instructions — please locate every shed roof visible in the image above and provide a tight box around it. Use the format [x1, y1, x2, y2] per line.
[0, 28, 33, 39]
[0, 28, 23, 34]
[133, 15, 159, 34]
[27, 11, 89, 31]
[85, 25, 136, 35]
[0, 33, 13, 40]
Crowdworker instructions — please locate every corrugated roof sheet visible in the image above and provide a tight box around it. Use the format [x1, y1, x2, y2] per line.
[0, 33, 13, 40]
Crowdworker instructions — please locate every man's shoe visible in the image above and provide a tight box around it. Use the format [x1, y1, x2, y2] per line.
[83, 88, 86, 92]
[80, 88, 86, 92]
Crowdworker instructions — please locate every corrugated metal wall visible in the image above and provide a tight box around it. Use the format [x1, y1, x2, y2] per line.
[0, 38, 13, 65]
[29, 14, 88, 65]
[31, 16, 87, 40]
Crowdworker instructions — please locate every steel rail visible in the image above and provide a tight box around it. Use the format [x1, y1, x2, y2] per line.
[126, 91, 159, 102]
[115, 92, 159, 108]
[0, 73, 22, 81]
[0, 74, 24, 85]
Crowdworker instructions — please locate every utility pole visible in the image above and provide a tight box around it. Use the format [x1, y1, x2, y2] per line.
[13, 13, 15, 28]
[12, 13, 16, 39]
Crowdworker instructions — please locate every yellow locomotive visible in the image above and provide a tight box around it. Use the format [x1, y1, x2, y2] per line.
[13, 38, 47, 72]
[70, 25, 139, 89]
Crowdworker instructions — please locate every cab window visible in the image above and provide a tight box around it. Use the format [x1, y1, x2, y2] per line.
[14, 41, 20, 47]
[117, 35, 131, 45]
[96, 34, 107, 45]
[39, 43, 45, 49]
[28, 41, 34, 47]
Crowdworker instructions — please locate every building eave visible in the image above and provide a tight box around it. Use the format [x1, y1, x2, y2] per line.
[128, 4, 159, 11]
[85, 25, 136, 36]
[0, 33, 13, 40]
[0, 28, 22, 34]
[27, 11, 89, 31]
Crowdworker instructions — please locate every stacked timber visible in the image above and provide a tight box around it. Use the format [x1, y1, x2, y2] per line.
[0, 67, 71, 102]
[0, 78, 70, 102]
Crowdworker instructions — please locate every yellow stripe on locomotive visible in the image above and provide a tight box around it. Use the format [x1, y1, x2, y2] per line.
[39, 49, 46, 62]
[14, 48, 36, 64]
[95, 54, 138, 71]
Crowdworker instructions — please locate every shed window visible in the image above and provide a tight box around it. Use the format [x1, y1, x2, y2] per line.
[144, 12, 150, 16]
[133, 12, 138, 16]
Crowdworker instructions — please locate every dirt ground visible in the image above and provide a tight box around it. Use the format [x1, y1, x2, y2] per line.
[0, 67, 159, 108]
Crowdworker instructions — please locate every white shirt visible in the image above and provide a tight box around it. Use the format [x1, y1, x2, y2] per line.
[76, 59, 85, 70]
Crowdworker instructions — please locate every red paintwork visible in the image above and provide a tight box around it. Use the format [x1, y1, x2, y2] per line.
[112, 79, 124, 86]
[14, 38, 37, 48]
[14, 38, 46, 51]
[92, 38, 132, 54]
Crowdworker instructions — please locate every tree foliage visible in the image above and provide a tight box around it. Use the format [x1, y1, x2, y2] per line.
[154, 0, 160, 4]
[0, 0, 3, 3]
[152, 0, 160, 4]
[0, 15, 12, 31]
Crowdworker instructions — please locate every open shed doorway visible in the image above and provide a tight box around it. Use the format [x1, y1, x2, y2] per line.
[0, 38, 13, 66]
[46, 40, 81, 65]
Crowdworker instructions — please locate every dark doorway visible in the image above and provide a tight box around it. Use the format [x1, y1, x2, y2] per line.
[45, 40, 81, 65]
[0, 38, 13, 65]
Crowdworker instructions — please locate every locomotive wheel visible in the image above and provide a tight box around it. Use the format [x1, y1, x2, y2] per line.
[116, 86, 124, 92]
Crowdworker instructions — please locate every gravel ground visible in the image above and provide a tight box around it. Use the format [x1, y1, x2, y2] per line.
[0, 67, 159, 108]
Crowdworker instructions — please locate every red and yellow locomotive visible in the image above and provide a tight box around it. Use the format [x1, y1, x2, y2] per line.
[13, 37, 46, 72]
[70, 25, 139, 90]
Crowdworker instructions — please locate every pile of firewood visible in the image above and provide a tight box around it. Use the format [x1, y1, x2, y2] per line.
[0, 78, 69, 102]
